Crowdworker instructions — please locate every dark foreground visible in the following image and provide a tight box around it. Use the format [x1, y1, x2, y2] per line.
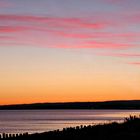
[0, 116, 140, 140]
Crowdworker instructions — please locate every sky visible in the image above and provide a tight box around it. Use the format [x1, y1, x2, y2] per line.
[0, 0, 140, 105]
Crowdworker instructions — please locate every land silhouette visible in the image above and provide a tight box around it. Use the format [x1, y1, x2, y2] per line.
[0, 100, 140, 110]
[0, 116, 140, 140]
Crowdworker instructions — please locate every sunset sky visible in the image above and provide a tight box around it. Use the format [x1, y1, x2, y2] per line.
[0, 0, 140, 105]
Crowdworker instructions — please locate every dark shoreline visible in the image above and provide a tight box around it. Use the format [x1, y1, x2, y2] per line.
[0, 100, 140, 110]
[0, 116, 140, 140]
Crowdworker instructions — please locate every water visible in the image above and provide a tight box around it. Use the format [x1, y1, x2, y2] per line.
[0, 110, 140, 134]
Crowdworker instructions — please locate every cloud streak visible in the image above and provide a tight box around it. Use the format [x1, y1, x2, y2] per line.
[127, 62, 140, 65]
[95, 52, 140, 57]
[0, 13, 139, 52]
[85, 41, 136, 49]
[0, 26, 29, 32]
[0, 14, 106, 30]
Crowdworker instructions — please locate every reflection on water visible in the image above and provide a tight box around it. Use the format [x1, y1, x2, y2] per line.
[0, 110, 140, 134]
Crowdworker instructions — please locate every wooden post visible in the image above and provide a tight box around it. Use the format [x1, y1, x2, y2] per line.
[2, 133, 6, 139]
[9, 134, 12, 138]
[16, 133, 19, 137]
[19, 133, 23, 137]
[5, 134, 8, 139]
[12, 134, 16, 138]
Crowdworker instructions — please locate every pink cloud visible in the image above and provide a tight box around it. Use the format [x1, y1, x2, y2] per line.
[0, 14, 106, 30]
[46, 30, 140, 40]
[0, 14, 139, 50]
[0, 26, 29, 32]
[85, 41, 134, 49]
[45, 30, 94, 39]
[0, 13, 139, 34]
[95, 52, 140, 57]
[127, 62, 140, 65]
[0, 24, 139, 42]
[0, 26, 137, 50]
[0, 32, 126, 49]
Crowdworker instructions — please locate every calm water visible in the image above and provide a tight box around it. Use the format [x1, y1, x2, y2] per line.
[0, 110, 140, 134]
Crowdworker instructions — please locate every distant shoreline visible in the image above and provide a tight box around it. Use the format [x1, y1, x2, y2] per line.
[0, 100, 140, 110]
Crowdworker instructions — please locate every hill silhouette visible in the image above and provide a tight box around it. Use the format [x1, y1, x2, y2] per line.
[0, 100, 140, 110]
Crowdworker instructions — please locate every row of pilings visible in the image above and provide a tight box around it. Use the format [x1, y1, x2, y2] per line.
[0, 125, 87, 140]
[0, 133, 28, 139]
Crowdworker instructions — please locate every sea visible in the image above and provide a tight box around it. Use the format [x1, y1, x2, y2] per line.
[0, 110, 140, 134]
